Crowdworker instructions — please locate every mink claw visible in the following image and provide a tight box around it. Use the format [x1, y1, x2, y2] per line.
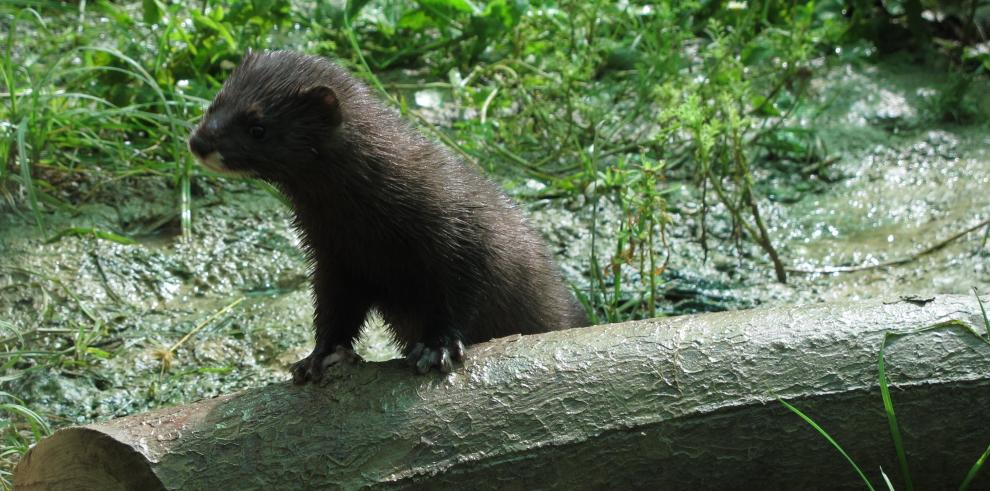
[415, 348, 439, 374]
[407, 339, 465, 374]
[290, 352, 322, 384]
[291, 345, 356, 385]
[406, 343, 426, 367]
[438, 349, 453, 373]
[451, 339, 466, 362]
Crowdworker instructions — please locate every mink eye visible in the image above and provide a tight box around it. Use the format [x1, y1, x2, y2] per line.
[248, 125, 265, 140]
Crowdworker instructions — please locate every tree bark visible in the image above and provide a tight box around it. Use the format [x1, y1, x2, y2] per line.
[14, 294, 990, 490]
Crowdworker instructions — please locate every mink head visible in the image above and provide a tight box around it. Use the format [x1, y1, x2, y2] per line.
[188, 51, 345, 183]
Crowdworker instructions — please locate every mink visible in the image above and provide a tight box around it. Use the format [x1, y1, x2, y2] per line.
[188, 50, 587, 383]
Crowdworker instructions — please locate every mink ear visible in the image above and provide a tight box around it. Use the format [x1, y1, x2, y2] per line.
[303, 86, 342, 126]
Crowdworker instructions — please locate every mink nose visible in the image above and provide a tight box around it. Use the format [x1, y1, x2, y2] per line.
[188, 132, 213, 157]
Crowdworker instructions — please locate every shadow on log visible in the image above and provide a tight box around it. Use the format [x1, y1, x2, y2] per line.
[14, 295, 990, 490]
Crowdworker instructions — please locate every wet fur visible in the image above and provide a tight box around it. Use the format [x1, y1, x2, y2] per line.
[190, 51, 587, 379]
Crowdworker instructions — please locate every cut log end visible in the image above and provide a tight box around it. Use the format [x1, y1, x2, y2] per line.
[14, 428, 163, 491]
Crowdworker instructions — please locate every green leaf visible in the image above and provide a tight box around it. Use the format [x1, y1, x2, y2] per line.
[751, 95, 782, 117]
[94, 0, 135, 27]
[142, 0, 162, 25]
[881, 468, 896, 491]
[398, 10, 432, 30]
[85, 347, 112, 359]
[16, 118, 45, 231]
[421, 0, 475, 13]
[879, 333, 914, 491]
[959, 441, 990, 491]
[192, 12, 239, 51]
[779, 398, 876, 491]
[46, 227, 138, 245]
[974, 288, 990, 339]
[482, 0, 525, 28]
[0, 402, 51, 440]
[347, 0, 374, 19]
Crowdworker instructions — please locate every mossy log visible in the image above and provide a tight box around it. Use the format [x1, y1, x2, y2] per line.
[14, 295, 990, 490]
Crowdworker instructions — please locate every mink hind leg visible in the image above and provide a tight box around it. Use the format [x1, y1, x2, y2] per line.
[291, 285, 371, 385]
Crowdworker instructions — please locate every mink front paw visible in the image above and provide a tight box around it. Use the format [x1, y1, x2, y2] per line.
[291, 345, 357, 384]
[406, 337, 466, 374]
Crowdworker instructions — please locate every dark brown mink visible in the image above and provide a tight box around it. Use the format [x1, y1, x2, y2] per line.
[188, 50, 587, 383]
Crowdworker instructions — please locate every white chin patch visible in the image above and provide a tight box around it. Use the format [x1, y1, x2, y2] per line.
[195, 151, 252, 178]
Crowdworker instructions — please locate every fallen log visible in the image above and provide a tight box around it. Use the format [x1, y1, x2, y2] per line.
[14, 294, 990, 490]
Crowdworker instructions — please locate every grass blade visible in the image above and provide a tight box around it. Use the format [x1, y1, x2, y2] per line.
[154, 296, 245, 373]
[0, 391, 52, 441]
[973, 288, 990, 339]
[880, 467, 895, 491]
[180, 155, 192, 240]
[779, 398, 876, 491]
[79, 46, 189, 237]
[879, 332, 914, 491]
[46, 227, 138, 245]
[15, 117, 45, 231]
[0, 403, 51, 441]
[959, 441, 990, 491]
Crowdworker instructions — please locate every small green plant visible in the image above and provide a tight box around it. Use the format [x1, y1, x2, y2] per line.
[0, 0, 861, 294]
[0, 391, 51, 490]
[0, 1, 294, 238]
[584, 155, 674, 323]
[316, 0, 525, 72]
[922, 68, 987, 124]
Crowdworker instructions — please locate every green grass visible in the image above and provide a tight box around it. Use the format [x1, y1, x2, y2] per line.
[1, 1, 850, 289]
[3, 0, 985, 314]
[779, 398, 877, 490]
[878, 330, 914, 491]
[783, 292, 990, 490]
[975, 288, 990, 339]
[0, 387, 52, 490]
[0, 390, 51, 488]
[0, 265, 106, 489]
